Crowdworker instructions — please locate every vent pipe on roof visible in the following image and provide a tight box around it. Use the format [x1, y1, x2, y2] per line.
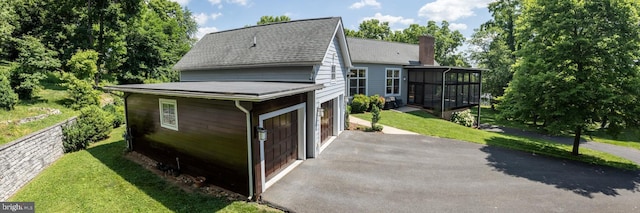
[252, 36, 257, 47]
[419, 35, 435, 66]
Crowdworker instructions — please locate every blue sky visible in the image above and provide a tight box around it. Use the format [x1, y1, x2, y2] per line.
[172, 0, 494, 48]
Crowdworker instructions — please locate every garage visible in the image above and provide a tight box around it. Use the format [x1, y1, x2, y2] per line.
[263, 110, 298, 180]
[320, 99, 334, 143]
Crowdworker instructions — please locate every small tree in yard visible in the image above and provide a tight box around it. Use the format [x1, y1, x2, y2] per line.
[61, 73, 100, 110]
[62, 105, 113, 152]
[10, 36, 61, 99]
[369, 104, 383, 131]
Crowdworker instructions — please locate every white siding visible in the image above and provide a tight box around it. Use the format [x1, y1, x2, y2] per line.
[311, 36, 346, 153]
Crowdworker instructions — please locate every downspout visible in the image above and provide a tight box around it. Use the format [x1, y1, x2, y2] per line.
[441, 68, 452, 118]
[123, 93, 133, 151]
[235, 100, 254, 200]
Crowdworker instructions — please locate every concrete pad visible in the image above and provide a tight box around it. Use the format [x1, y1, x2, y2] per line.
[262, 131, 640, 213]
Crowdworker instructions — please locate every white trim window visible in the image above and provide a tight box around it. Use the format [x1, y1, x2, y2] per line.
[159, 98, 178, 130]
[348, 68, 367, 96]
[386, 68, 401, 96]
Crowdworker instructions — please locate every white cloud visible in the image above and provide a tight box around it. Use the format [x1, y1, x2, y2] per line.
[349, 0, 381, 9]
[171, 0, 190, 6]
[193, 13, 223, 26]
[196, 27, 218, 40]
[227, 0, 248, 6]
[210, 12, 223, 20]
[208, 0, 221, 5]
[193, 13, 209, 26]
[418, 0, 493, 22]
[449, 23, 468, 30]
[363, 13, 415, 26]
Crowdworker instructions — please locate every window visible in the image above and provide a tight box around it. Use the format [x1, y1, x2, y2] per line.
[159, 99, 178, 130]
[385, 68, 401, 95]
[331, 65, 336, 80]
[348, 68, 366, 96]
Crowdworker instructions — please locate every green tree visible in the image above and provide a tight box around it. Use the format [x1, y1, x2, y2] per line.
[0, 75, 18, 110]
[118, 0, 196, 84]
[10, 36, 61, 99]
[61, 73, 100, 110]
[500, 0, 640, 155]
[257, 15, 291, 25]
[350, 19, 391, 40]
[469, 0, 520, 103]
[0, 0, 16, 58]
[67, 50, 99, 81]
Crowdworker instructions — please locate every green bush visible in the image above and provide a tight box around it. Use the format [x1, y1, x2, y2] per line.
[368, 104, 384, 132]
[62, 73, 100, 110]
[67, 50, 98, 80]
[450, 109, 475, 127]
[103, 103, 125, 128]
[62, 105, 113, 153]
[0, 75, 18, 110]
[369, 94, 385, 110]
[345, 105, 351, 129]
[350, 94, 370, 113]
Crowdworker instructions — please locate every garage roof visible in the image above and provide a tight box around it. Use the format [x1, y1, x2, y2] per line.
[105, 81, 323, 102]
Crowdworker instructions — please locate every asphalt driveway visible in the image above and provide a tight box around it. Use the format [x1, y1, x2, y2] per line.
[262, 131, 640, 213]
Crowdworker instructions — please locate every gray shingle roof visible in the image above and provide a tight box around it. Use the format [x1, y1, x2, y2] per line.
[105, 81, 323, 102]
[347, 37, 439, 66]
[174, 17, 342, 71]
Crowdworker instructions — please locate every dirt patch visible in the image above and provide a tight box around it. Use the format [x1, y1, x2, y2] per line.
[124, 151, 248, 202]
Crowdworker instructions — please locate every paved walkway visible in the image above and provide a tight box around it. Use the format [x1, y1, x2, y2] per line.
[263, 131, 640, 213]
[480, 124, 640, 165]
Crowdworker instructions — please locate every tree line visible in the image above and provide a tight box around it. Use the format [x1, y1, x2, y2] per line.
[0, 0, 196, 110]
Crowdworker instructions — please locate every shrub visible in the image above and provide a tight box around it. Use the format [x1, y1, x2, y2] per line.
[67, 50, 98, 80]
[369, 94, 386, 111]
[61, 73, 100, 110]
[450, 109, 475, 127]
[0, 76, 18, 110]
[103, 103, 125, 128]
[368, 104, 384, 132]
[345, 105, 351, 129]
[350, 94, 370, 113]
[62, 105, 113, 152]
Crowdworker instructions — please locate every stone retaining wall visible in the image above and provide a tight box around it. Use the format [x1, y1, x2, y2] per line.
[0, 117, 76, 201]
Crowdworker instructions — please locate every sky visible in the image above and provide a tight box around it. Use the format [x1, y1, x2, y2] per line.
[171, 0, 494, 51]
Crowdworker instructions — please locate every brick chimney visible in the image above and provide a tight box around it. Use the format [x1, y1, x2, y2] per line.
[419, 35, 435, 66]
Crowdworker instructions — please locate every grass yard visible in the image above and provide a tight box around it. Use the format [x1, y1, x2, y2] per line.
[0, 81, 78, 145]
[479, 106, 640, 151]
[353, 110, 640, 171]
[10, 127, 280, 213]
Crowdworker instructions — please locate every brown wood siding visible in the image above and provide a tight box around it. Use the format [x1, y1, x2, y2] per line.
[320, 99, 334, 143]
[250, 93, 306, 196]
[126, 93, 250, 195]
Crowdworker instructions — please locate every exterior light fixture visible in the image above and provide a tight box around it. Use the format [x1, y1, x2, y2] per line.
[318, 108, 325, 117]
[257, 127, 267, 141]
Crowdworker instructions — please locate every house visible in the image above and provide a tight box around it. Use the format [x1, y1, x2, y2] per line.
[105, 17, 483, 201]
[106, 17, 350, 199]
[346, 36, 483, 119]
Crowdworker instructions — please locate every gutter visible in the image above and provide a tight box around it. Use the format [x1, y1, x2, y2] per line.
[441, 68, 452, 118]
[235, 100, 254, 200]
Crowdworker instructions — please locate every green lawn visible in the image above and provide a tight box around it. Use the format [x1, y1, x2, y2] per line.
[0, 78, 78, 145]
[479, 106, 640, 151]
[10, 127, 280, 213]
[353, 110, 640, 170]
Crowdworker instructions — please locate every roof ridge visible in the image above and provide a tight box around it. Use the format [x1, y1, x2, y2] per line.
[204, 17, 341, 36]
[347, 36, 418, 47]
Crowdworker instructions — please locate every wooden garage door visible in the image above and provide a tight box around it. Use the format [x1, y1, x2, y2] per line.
[264, 110, 298, 180]
[320, 100, 334, 143]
